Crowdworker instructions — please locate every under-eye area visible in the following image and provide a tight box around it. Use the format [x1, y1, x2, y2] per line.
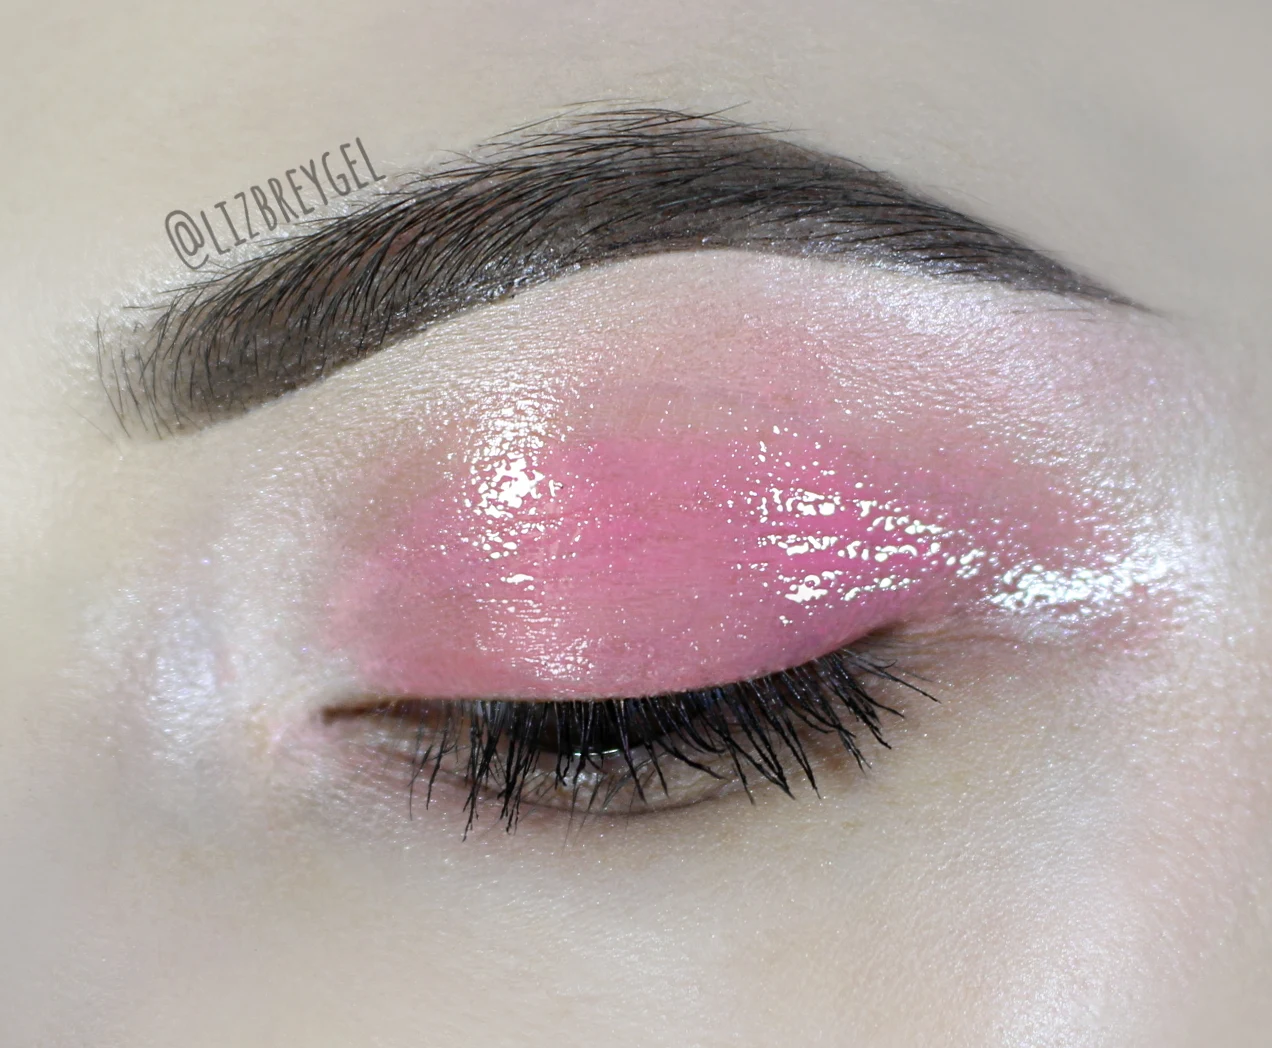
[320, 645, 929, 833]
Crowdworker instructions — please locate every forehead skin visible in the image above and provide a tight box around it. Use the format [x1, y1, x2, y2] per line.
[0, 2, 1269, 1047]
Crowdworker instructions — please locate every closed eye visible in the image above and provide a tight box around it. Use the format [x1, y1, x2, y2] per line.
[321, 644, 930, 834]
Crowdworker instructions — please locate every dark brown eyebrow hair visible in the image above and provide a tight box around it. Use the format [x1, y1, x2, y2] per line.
[105, 107, 1127, 434]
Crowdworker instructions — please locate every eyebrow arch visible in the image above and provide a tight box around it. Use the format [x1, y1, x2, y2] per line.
[107, 107, 1128, 433]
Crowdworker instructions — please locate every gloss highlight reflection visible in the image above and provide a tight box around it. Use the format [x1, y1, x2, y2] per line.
[329, 425, 991, 699]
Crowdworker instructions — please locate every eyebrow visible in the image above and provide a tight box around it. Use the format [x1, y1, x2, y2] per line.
[106, 107, 1127, 433]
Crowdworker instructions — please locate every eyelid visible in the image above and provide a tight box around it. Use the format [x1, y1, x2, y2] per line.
[329, 426, 986, 703]
[103, 106, 1126, 435]
[308, 249, 1151, 726]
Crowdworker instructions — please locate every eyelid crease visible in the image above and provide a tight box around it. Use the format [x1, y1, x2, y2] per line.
[105, 106, 1129, 435]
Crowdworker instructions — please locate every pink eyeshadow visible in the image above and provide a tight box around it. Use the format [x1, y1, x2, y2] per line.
[328, 428, 993, 699]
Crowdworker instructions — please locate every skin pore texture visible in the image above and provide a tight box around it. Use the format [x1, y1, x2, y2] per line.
[1, 3, 1270, 1048]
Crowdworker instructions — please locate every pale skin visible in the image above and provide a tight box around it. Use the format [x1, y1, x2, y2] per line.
[1, 2, 1270, 1046]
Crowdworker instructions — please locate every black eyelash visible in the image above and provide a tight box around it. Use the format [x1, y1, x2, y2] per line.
[339, 647, 931, 834]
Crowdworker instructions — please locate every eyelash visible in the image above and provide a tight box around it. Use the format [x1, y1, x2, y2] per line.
[328, 646, 930, 834]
